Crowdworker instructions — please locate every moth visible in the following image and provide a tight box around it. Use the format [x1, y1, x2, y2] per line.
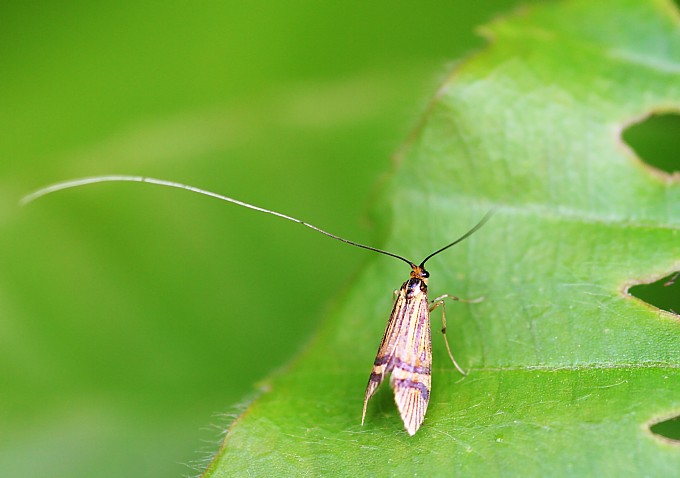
[360, 223, 489, 435]
[22, 175, 492, 435]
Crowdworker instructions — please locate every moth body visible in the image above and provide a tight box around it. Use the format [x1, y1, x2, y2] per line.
[362, 265, 434, 436]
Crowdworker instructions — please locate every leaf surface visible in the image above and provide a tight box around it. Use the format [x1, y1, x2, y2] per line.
[204, 1, 680, 475]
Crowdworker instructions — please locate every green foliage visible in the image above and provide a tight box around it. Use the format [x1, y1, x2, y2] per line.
[204, 0, 680, 476]
[0, 2, 523, 477]
[2, 0, 679, 477]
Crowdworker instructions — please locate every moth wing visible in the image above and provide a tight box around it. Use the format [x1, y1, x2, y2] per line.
[362, 287, 410, 424]
[390, 291, 432, 436]
[362, 285, 433, 436]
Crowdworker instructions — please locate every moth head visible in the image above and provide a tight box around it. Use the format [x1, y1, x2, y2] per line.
[410, 264, 430, 283]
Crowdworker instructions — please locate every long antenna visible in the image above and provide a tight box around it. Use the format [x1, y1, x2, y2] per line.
[419, 209, 494, 267]
[21, 175, 416, 267]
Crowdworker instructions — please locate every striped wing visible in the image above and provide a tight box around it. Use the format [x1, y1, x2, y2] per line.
[362, 281, 432, 435]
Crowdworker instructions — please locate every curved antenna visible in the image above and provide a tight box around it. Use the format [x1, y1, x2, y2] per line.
[21, 175, 416, 267]
[419, 209, 494, 267]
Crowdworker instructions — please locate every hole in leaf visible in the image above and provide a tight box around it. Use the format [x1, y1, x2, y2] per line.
[622, 113, 680, 174]
[628, 272, 680, 315]
[650, 415, 680, 443]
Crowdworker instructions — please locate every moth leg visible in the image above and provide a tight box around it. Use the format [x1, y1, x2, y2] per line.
[392, 289, 399, 300]
[433, 293, 484, 304]
[430, 294, 479, 376]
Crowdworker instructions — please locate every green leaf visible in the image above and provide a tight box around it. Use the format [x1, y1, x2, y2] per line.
[0, 3, 526, 477]
[3, 1, 679, 476]
[204, 0, 680, 475]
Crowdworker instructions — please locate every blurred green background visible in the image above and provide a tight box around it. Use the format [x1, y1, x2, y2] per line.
[4, 1, 640, 476]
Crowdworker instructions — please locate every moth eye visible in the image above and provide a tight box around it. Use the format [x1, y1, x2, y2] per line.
[421, 270, 430, 278]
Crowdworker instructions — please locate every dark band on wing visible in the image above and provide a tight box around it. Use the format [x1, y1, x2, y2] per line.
[393, 357, 430, 375]
[373, 355, 390, 366]
[392, 378, 430, 401]
[374, 356, 430, 375]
